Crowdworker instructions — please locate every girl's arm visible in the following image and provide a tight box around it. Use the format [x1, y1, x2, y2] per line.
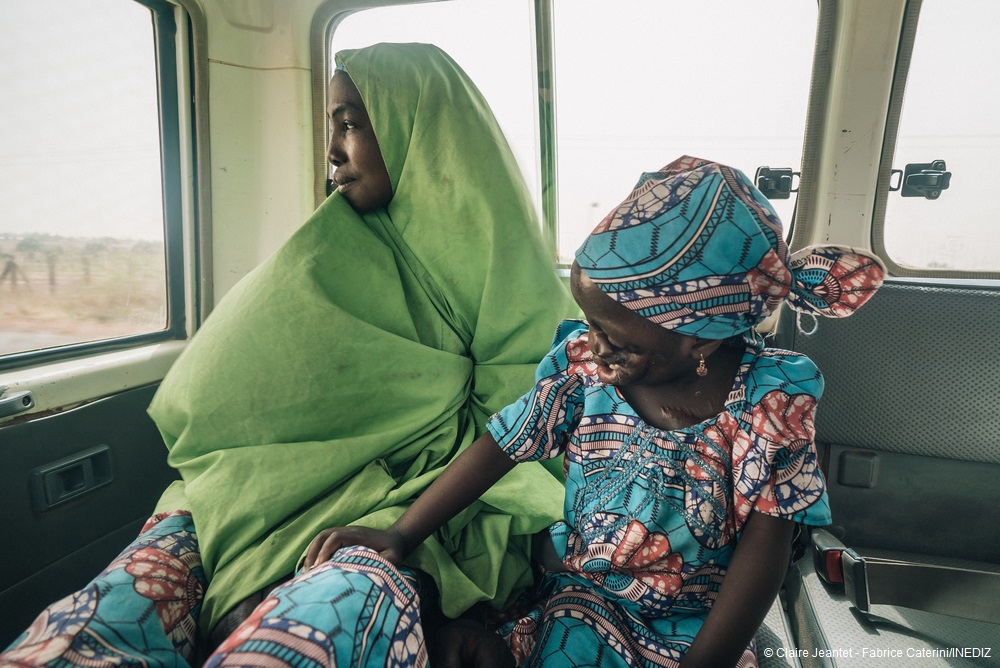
[303, 431, 517, 569]
[680, 511, 795, 668]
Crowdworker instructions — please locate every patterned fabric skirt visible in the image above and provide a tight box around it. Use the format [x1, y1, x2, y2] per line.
[2, 514, 758, 668]
[1, 511, 430, 668]
[498, 572, 758, 668]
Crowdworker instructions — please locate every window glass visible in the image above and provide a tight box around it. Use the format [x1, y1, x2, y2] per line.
[331, 1, 539, 208]
[0, 1, 168, 357]
[881, 0, 1000, 272]
[552, 1, 817, 262]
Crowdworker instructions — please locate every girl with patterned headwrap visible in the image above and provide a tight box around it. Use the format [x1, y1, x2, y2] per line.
[1, 43, 576, 667]
[307, 156, 886, 667]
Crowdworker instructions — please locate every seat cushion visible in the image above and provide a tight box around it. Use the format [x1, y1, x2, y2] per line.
[757, 594, 802, 668]
[784, 550, 1000, 667]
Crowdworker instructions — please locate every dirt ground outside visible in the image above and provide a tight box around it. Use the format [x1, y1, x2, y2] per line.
[0, 234, 167, 357]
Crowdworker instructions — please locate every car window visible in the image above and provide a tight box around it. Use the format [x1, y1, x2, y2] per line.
[879, 0, 1000, 273]
[551, 0, 818, 262]
[331, 1, 816, 264]
[0, 0, 180, 362]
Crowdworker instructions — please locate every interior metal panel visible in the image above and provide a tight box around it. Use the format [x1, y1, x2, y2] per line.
[824, 444, 1000, 562]
[776, 280, 1000, 560]
[758, 596, 805, 668]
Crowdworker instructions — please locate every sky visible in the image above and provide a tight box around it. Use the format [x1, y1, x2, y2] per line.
[1, 0, 997, 269]
[1, 1, 163, 242]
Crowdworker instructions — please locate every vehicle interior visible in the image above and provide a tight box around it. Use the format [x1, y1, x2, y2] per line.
[1, 0, 998, 664]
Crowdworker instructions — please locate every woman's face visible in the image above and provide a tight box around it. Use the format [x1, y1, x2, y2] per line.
[570, 262, 700, 387]
[326, 71, 393, 213]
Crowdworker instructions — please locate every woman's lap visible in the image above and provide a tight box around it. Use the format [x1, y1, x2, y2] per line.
[0, 510, 205, 668]
[1, 513, 430, 668]
[205, 546, 429, 668]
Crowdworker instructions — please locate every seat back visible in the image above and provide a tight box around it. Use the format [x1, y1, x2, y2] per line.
[776, 280, 1000, 562]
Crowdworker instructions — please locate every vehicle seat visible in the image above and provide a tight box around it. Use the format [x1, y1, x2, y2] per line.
[775, 281, 1000, 666]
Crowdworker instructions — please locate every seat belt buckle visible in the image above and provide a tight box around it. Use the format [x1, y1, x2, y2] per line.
[809, 530, 1000, 623]
[840, 548, 871, 613]
[811, 528, 847, 585]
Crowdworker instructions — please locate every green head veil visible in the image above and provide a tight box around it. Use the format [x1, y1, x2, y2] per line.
[148, 42, 576, 632]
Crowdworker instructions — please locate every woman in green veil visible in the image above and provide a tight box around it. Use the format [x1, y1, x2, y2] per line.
[2, 43, 573, 667]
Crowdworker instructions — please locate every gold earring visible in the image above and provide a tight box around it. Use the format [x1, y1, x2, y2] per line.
[696, 354, 708, 377]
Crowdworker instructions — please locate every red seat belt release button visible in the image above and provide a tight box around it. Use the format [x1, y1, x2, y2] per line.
[825, 550, 844, 584]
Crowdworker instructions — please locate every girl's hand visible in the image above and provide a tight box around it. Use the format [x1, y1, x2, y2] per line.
[302, 526, 406, 570]
[301, 433, 514, 573]
[679, 512, 794, 667]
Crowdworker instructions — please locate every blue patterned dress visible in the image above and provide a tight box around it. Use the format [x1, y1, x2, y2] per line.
[489, 320, 831, 667]
[1, 511, 431, 668]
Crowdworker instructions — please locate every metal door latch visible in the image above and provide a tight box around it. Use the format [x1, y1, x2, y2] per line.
[0, 387, 34, 419]
[754, 167, 799, 200]
[890, 159, 952, 199]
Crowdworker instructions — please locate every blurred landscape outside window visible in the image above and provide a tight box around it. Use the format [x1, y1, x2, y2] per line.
[0, 1, 166, 357]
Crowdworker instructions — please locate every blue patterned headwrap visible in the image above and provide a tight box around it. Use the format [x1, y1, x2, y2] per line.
[575, 156, 885, 340]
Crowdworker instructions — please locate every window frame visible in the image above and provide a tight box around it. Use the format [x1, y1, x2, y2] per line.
[0, 0, 190, 372]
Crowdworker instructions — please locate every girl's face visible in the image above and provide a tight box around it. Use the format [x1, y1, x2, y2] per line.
[570, 262, 701, 387]
[326, 71, 393, 213]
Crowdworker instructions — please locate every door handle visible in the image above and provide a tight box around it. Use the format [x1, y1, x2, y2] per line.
[30, 445, 114, 511]
[0, 388, 34, 419]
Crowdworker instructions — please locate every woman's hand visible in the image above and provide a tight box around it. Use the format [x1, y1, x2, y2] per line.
[302, 526, 406, 570]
